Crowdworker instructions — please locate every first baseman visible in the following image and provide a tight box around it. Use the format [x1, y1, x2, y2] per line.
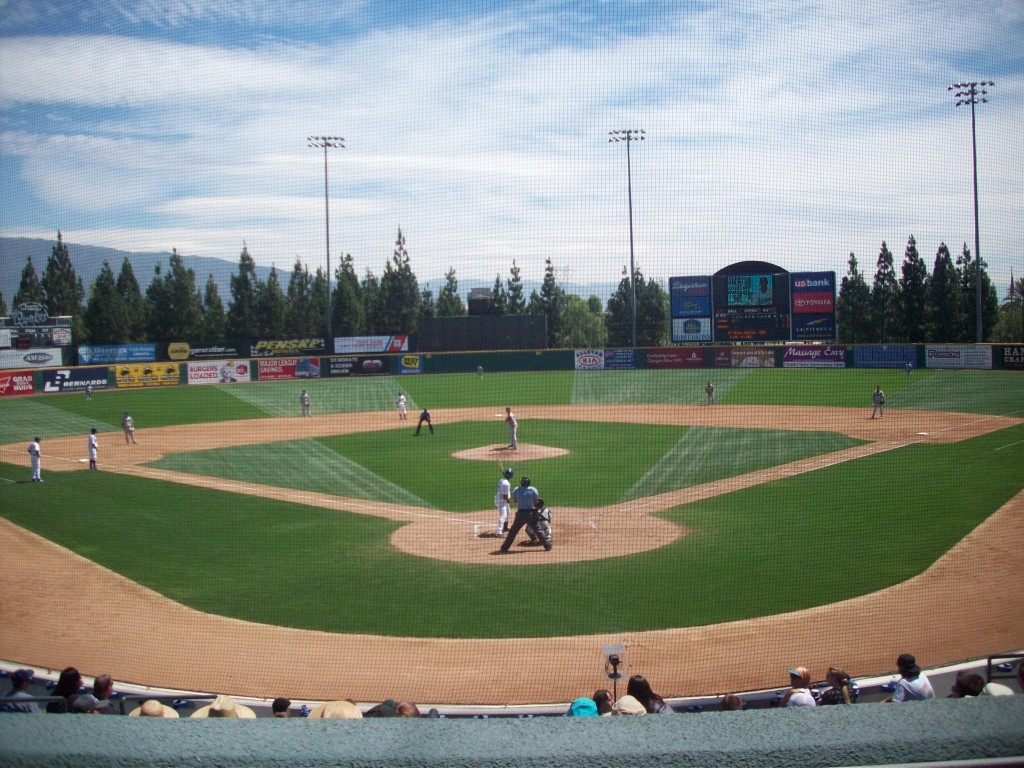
[495, 467, 513, 536]
[28, 436, 42, 482]
[505, 406, 518, 450]
[122, 412, 138, 444]
[88, 427, 99, 471]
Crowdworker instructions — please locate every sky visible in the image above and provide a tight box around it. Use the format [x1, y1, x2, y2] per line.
[1, 0, 1022, 300]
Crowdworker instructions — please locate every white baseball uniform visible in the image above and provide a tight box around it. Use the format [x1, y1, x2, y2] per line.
[28, 439, 41, 482]
[495, 475, 511, 536]
[89, 433, 98, 464]
[506, 410, 518, 449]
[396, 393, 407, 420]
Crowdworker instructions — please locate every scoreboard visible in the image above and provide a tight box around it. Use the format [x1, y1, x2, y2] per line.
[712, 272, 791, 342]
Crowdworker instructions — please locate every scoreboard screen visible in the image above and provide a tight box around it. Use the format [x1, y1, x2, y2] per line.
[713, 272, 791, 342]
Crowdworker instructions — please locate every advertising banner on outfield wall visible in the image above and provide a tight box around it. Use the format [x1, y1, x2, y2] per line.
[1002, 346, 1024, 370]
[925, 345, 992, 370]
[0, 370, 35, 396]
[256, 357, 320, 381]
[1, 348, 62, 369]
[646, 347, 705, 369]
[397, 355, 422, 374]
[333, 335, 409, 354]
[727, 347, 776, 368]
[782, 345, 846, 368]
[671, 317, 712, 343]
[187, 360, 251, 384]
[325, 356, 389, 376]
[604, 348, 637, 370]
[853, 345, 916, 368]
[78, 343, 157, 365]
[791, 313, 836, 341]
[166, 341, 246, 361]
[113, 363, 180, 388]
[41, 367, 108, 394]
[249, 338, 327, 358]
[574, 349, 605, 370]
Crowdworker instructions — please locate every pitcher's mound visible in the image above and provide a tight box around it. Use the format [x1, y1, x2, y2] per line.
[452, 444, 568, 461]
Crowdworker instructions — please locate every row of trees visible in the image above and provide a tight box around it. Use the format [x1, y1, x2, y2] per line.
[11, 231, 1015, 350]
[4, 230, 669, 348]
[836, 235, 1021, 343]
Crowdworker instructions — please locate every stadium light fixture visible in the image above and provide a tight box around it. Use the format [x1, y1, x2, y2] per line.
[609, 129, 645, 349]
[947, 82, 994, 343]
[308, 136, 345, 342]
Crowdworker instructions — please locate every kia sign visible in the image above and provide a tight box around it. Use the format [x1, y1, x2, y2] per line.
[574, 349, 605, 370]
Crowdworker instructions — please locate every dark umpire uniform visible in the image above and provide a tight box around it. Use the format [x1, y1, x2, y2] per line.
[414, 408, 434, 435]
[499, 477, 538, 552]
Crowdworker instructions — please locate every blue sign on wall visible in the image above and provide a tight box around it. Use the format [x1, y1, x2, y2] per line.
[78, 344, 157, 365]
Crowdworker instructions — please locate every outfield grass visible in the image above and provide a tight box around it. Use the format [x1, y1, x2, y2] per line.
[1, 423, 1020, 637]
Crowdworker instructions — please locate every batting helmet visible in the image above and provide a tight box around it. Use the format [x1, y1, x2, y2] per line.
[504, 468, 514, 479]
[520, 476, 531, 487]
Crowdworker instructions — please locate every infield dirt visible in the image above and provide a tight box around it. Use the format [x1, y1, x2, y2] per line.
[2, 404, 1022, 705]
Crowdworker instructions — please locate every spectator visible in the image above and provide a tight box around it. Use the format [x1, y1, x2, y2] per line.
[271, 697, 291, 717]
[47, 667, 83, 713]
[364, 699, 399, 717]
[568, 697, 598, 716]
[886, 654, 935, 702]
[3, 669, 41, 714]
[782, 667, 816, 708]
[819, 667, 855, 705]
[72, 693, 113, 714]
[720, 693, 744, 711]
[951, 670, 1015, 697]
[129, 699, 178, 718]
[190, 694, 257, 718]
[593, 689, 614, 716]
[395, 701, 421, 718]
[307, 700, 363, 719]
[626, 674, 673, 714]
[613, 695, 647, 716]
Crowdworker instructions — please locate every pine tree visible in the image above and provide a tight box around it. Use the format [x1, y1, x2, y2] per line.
[13, 256, 45, 306]
[605, 269, 633, 347]
[333, 254, 365, 336]
[226, 245, 260, 339]
[527, 258, 567, 347]
[436, 266, 466, 317]
[201, 274, 226, 341]
[634, 269, 668, 347]
[871, 242, 900, 343]
[506, 261, 526, 315]
[899, 235, 930, 342]
[166, 249, 203, 339]
[310, 266, 329, 339]
[927, 243, 965, 342]
[256, 266, 287, 338]
[285, 258, 314, 336]
[361, 269, 381, 334]
[419, 285, 436, 319]
[83, 261, 128, 344]
[116, 259, 146, 341]
[490, 273, 509, 315]
[377, 227, 420, 333]
[836, 252, 873, 342]
[0, 292, 7, 317]
[955, 243, 1000, 342]
[40, 231, 85, 318]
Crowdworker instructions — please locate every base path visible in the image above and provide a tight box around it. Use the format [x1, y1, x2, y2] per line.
[1, 405, 1022, 705]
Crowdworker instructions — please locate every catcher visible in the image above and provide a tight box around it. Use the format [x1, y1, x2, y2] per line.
[525, 496, 553, 551]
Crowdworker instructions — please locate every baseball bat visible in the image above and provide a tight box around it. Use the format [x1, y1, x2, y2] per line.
[496, 458, 504, 473]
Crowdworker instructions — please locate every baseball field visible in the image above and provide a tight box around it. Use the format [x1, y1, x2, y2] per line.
[1, 366, 1022, 706]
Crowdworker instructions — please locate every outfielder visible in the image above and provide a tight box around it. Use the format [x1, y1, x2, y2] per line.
[705, 382, 715, 405]
[300, 389, 312, 417]
[499, 476, 539, 552]
[494, 467, 513, 536]
[88, 427, 99, 471]
[505, 406, 518, 450]
[871, 385, 885, 419]
[28, 436, 42, 483]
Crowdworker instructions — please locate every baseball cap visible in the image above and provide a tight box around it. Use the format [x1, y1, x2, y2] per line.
[12, 669, 34, 684]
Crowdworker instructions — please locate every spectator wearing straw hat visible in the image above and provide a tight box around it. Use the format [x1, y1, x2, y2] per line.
[129, 699, 178, 718]
[190, 694, 257, 718]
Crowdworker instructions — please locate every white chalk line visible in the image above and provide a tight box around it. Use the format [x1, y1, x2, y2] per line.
[994, 440, 1024, 452]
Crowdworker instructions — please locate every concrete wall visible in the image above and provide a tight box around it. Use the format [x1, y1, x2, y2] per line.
[2, 696, 1022, 767]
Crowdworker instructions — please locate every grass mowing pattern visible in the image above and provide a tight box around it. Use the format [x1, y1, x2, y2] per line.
[1, 424, 1020, 637]
[145, 420, 862, 511]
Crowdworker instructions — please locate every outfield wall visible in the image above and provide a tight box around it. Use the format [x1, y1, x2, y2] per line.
[2, 344, 1022, 397]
